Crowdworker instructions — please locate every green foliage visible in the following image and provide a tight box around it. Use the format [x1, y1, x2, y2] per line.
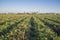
[0, 14, 60, 40]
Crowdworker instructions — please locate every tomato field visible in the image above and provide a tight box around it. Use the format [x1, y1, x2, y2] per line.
[0, 14, 60, 40]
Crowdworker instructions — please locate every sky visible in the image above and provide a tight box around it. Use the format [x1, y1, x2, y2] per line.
[0, 0, 60, 13]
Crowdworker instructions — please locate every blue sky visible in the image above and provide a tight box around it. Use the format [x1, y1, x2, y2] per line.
[0, 0, 60, 13]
